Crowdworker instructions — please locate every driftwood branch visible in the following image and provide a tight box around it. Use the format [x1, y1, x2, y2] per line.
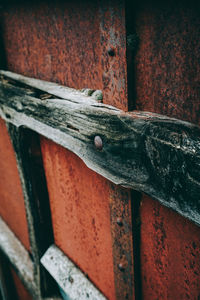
[0, 71, 200, 225]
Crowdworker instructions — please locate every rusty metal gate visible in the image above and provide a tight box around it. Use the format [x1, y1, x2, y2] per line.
[0, 1, 200, 300]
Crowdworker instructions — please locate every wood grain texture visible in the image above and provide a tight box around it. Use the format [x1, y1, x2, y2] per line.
[0, 73, 200, 227]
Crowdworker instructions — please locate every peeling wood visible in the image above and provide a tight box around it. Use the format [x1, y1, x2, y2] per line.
[0, 72, 200, 225]
[41, 245, 107, 300]
[0, 216, 36, 297]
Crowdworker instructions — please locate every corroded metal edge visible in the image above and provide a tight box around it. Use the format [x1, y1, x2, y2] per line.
[109, 184, 135, 300]
[41, 245, 107, 300]
[0, 216, 37, 296]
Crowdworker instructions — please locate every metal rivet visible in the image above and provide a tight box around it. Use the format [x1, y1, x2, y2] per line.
[94, 136, 103, 150]
[118, 263, 125, 271]
[107, 47, 115, 56]
[116, 217, 123, 226]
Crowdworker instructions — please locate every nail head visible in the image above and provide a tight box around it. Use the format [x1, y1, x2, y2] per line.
[94, 136, 103, 150]
[108, 47, 115, 56]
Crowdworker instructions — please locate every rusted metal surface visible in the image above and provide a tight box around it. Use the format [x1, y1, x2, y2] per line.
[41, 245, 107, 300]
[140, 195, 200, 299]
[0, 117, 30, 250]
[109, 184, 134, 300]
[0, 2, 134, 298]
[40, 141, 116, 300]
[99, 0, 129, 110]
[2, 0, 128, 110]
[133, 2, 200, 299]
[134, 1, 200, 125]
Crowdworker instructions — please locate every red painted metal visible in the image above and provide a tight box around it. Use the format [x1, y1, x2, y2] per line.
[0, 118, 30, 250]
[134, 2, 200, 299]
[140, 195, 200, 300]
[2, 0, 128, 110]
[1, 2, 133, 299]
[11, 268, 32, 300]
[40, 140, 116, 300]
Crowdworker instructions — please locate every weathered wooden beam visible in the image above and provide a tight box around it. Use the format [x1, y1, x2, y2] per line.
[0, 71, 200, 225]
[0, 216, 36, 297]
[41, 245, 107, 300]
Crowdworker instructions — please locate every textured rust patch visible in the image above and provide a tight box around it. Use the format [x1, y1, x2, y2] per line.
[109, 184, 134, 300]
[134, 1, 200, 124]
[0, 118, 30, 250]
[140, 195, 200, 300]
[2, 0, 128, 110]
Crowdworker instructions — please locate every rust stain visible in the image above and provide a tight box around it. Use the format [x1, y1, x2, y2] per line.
[134, 1, 200, 125]
[0, 118, 30, 250]
[140, 195, 200, 300]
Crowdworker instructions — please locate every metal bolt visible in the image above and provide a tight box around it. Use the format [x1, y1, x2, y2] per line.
[116, 217, 123, 227]
[118, 263, 125, 271]
[94, 136, 103, 150]
[107, 47, 115, 56]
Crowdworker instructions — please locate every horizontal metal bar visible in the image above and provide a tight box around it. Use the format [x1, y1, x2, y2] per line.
[0, 216, 37, 297]
[41, 245, 107, 300]
[0, 71, 200, 225]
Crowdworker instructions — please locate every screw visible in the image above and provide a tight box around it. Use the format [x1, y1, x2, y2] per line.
[107, 47, 115, 56]
[116, 217, 123, 227]
[94, 136, 103, 150]
[118, 263, 125, 271]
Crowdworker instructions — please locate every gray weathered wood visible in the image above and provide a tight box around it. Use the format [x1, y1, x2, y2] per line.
[0, 71, 200, 225]
[0, 216, 36, 296]
[41, 245, 107, 300]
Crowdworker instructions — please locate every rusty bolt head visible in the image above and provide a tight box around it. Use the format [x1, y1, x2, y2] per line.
[94, 136, 103, 150]
[107, 47, 115, 56]
[116, 217, 123, 226]
[118, 263, 125, 271]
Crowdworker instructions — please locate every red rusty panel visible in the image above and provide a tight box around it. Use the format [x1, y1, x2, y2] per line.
[2, 0, 128, 110]
[40, 137, 116, 300]
[11, 268, 32, 300]
[1, 2, 133, 298]
[0, 118, 30, 250]
[140, 195, 200, 300]
[135, 2, 200, 124]
[134, 2, 200, 299]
